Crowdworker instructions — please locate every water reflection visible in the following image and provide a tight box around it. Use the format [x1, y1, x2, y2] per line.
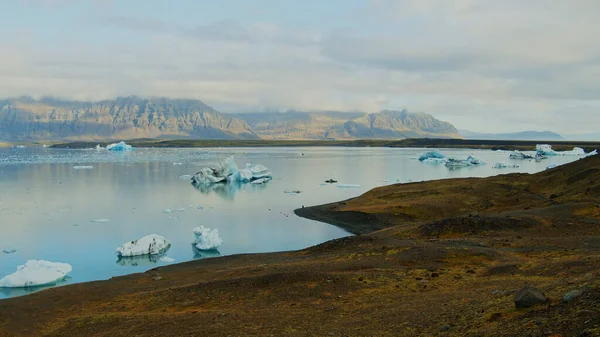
[191, 181, 270, 200]
[192, 245, 221, 259]
[116, 253, 168, 267]
[0, 277, 71, 298]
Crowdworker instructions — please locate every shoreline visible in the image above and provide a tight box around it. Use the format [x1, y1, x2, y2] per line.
[47, 138, 600, 152]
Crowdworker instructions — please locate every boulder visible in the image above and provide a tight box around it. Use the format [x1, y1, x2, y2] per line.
[514, 286, 547, 308]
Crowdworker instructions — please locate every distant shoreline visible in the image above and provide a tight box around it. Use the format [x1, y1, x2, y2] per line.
[46, 138, 600, 152]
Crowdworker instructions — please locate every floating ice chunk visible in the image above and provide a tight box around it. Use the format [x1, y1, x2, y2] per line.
[179, 174, 192, 180]
[493, 162, 519, 169]
[159, 256, 175, 263]
[175, 208, 186, 212]
[162, 209, 172, 214]
[91, 218, 110, 223]
[192, 226, 222, 251]
[106, 141, 135, 152]
[444, 156, 484, 168]
[116, 234, 171, 257]
[337, 184, 360, 188]
[0, 260, 72, 288]
[14, 145, 27, 149]
[422, 158, 447, 164]
[2, 248, 17, 254]
[73, 166, 93, 170]
[251, 177, 272, 184]
[173, 162, 183, 166]
[418, 151, 446, 162]
[191, 156, 272, 185]
[586, 149, 598, 157]
[284, 190, 301, 194]
[546, 163, 558, 170]
[536, 144, 589, 156]
[95, 144, 102, 151]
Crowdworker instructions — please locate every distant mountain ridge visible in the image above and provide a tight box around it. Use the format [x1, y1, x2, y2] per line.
[232, 109, 460, 140]
[459, 130, 565, 141]
[0, 97, 461, 141]
[0, 96, 257, 141]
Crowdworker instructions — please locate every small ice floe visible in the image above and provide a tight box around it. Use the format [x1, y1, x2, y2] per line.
[116, 234, 171, 257]
[173, 162, 183, 166]
[14, 145, 27, 149]
[95, 144, 103, 151]
[159, 256, 175, 263]
[422, 158, 447, 164]
[192, 226, 222, 251]
[191, 156, 272, 185]
[0, 260, 72, 288]
[337, 184, 360, 188]
[162, 209, 172, 214]
[546, 163, 558, 170]
[174, 208, 186, 212]
[418, 151, 446, 162]
[106, 141, 135, 152]
[2, 248, 17, 254]
[284, 190, 302, 194]
[73, 166, 93, 170]
[179, 174, 193, 180]
[493, 162, 520, 169]
[91, 218, 110, 223]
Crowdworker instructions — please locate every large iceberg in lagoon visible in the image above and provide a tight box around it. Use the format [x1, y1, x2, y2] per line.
[0, 260, 72, 288]
[106, 141, 135, 152]
[191, 156, 272, 185]
[444, 155, 484, 168]
[536, 144, 591, 156]
[192, 226, 222, 251]
[116, 234, 171, 257]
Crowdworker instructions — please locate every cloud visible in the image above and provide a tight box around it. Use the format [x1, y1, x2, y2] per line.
[1, 1, 599, 133]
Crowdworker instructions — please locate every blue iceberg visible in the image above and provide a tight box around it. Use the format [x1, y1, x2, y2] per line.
[418, 151, 446, 162]
[191, 156, 272, 185]
[106, 141, 135, 152]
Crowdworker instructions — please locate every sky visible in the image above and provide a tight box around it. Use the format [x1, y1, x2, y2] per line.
[1, 0, 599, 133]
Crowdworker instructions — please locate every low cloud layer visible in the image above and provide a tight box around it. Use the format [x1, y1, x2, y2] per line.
[1, 0, 599, 133]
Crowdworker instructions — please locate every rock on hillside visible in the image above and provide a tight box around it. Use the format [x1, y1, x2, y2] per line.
[0, 96, 258, 141]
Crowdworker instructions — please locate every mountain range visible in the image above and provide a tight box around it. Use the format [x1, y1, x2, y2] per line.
[459, 130, 565, 141]
[0, 97, 460, 141]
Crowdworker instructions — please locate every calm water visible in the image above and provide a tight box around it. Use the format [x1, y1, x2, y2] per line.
[0, 146, 584, 299]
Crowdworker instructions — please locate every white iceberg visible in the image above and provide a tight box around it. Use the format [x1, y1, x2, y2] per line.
[586, 149, 598, 157]
[536, 144, 591, 156]
[91, 218, 110, 223]
[106, 141, 135, 152]
[179, 174, 193, 180]
[173, 162, 183, 166]
[418, 151, 446, 162]
[192, 226, 222, 251]
[493, 162, 519, 169]
[116, 234, 171, 257]
[0, 260, 72, 288]
[95, 144, 103, 151]
[191, 156, 272, 185]
[2, 248, 17, 254]
[73, 166, 93, 170]
[159, 256, 175, 263]
[422, 157, 447, 164]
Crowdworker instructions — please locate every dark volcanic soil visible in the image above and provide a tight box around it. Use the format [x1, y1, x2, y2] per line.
[2, 156, 600, 336]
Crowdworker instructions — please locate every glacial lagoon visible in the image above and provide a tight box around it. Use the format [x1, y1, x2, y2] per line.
[0, 146, 586, 299]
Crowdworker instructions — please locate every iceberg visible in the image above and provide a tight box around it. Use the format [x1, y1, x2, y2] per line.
[546, 163, 558, 170]
[422, 158, 447, 164]
[251, 177, 272, 184]
[493, 162, 519, 169]
[73, 166, 93, 170]
[106, 141, 135, 152]
[418, 151, 446, 162]
[0, 260, 72, 288]
[586, 149, 598, 157]
[159, 256, 175, 263]
[536, 144, 590, 156]
[116, 234, 171, 257]
[91, 218, 110, 223]
[2, 248, 17, 254]
[444, 155, 484, 168]
[191, 156, 272, 185]
[192, 226, 222, 251]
